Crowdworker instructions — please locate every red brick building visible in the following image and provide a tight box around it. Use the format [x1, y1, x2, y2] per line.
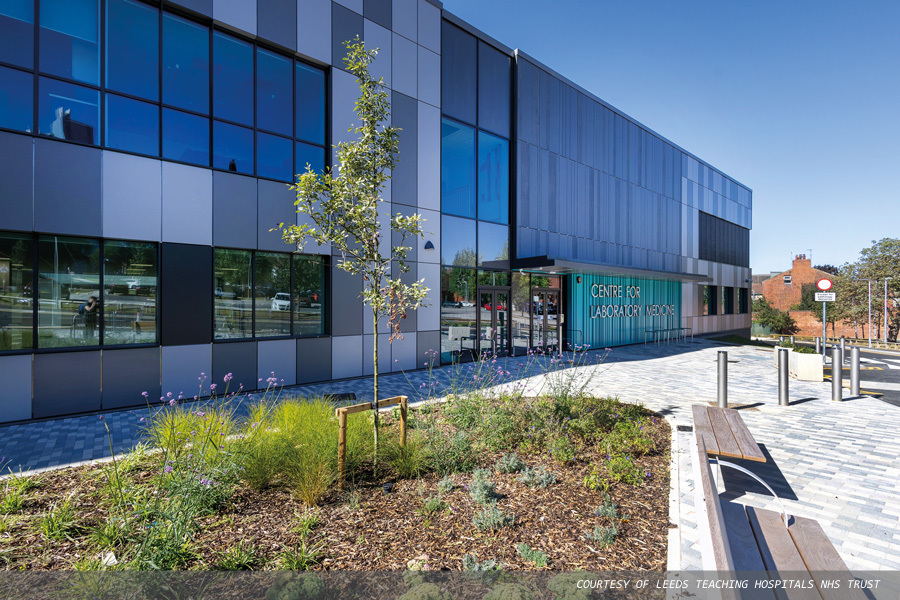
[760, 254, 856, 337]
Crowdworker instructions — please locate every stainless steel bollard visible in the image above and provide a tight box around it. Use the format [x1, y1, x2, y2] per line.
[832, 347, 842, 401]
[717, 351, 728, 408]
[815, 337, 821, 354]
[850, 346, 860, 397]
[790, 335, 795, 345]
[840, 337, 846, 357]
[778, 348, 790, 406]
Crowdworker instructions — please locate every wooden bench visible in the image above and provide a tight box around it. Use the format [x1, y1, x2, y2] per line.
[692, 430, 865, 599]
[693, 404, 766, 462]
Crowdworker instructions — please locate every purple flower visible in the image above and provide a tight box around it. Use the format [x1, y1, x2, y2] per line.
[167, 392, 173, 398]
[98, 415, 104, 420]
[169, 399, 177, 406]
[163, 465, 173, 474]
[210, 383, 217, 391]
[224, 373, 233, 383]
[141, 391, 149, 398]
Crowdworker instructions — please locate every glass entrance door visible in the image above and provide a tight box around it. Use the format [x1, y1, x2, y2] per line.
[531, 288, 561, 352]
[478, 288, 510, 357]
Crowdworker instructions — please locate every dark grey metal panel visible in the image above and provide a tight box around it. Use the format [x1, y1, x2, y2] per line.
[0, 132, 33, 232]
[34, 139, 101, 236]
[364, 0, 391, 30]
[392, 92, 417, 207]
[34, 352, 101, 418]
[166, 0, 213, 17]
[477, 41, 510, 138]
[257, 179, 295, 251]
[330, 267, 362, 336]
[440, 20, 476, 125]
[332, 4, 364, 68]
[416, 329, 438, 368]
[213, 172, 257, 249]
[102, 347, 161, 410]
[296, 336, 331, 383]
[160, 243, 213, 346]
[258, 0, 296, 50]
[213, 341, 258, 392]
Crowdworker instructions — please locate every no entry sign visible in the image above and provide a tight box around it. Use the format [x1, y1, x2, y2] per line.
[817, 279, 833, 291]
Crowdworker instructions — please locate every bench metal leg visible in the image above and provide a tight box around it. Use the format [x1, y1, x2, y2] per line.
[711, 458, 791, 527]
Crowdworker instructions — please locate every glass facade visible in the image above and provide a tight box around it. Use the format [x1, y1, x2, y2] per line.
[102, 240, 157, 345]
[441, 119, 476, 218]
[255, 252, 291, 338]
[441, 216, 476, 267]
[293, 255, 325, 336]
[477, 131, 509, 224]
[0, 1, 326, 183]
[36, 236, 100, 348]
[0, 233, 34, 351]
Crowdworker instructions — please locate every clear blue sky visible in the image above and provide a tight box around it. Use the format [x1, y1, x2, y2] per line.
[441, 0, 900, 275]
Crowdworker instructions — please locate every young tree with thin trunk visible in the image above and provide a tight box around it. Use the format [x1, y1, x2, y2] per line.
[278, 38, 428, 470]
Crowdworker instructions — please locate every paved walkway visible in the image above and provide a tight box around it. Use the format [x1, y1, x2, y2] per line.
[2, 339, 899, 571]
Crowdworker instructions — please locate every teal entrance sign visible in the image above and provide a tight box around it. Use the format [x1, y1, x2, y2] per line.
[568, 274, 681, 348]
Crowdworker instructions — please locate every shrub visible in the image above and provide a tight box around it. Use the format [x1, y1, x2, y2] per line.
[294, 508, 321, 540]
[483, 583, 534, 600]
[398, 583, 453, 600]
[436, 475, 455, 494]
[461, 552, 501, 572]
[470, 468, 498, 505]
[583, 464, 608, 493]
[277, 541, 324, 570]
[517, 466, 556, 489]
[473, 505, 514, 531]
[426, 430, 478, 475]
[595, 498, 618, 520]
[216, 540, 261, 570]
[381, 429, 430, 480]
[548, 572, 593, 600]
[585, 523, 617, 547]
[600, 419, 654, 456]
[548, 435, 577, 464]
[40, 494, 79, 541]
[606, 454, 644, 486]
[516, 543, 548, 568]
[795, 346, 817, 354]
[495, 453, 526, 474]
[421, 496, 446, 515]
[265, 572, 326, 600]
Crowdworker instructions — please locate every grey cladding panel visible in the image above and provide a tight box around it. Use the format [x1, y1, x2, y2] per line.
[102, 347, 161, 410]
[160, 243, 213, 346]
[257, 179, 296, 251]
[332, 4, 364, 68]
[364, 0, 391, 29]
[213, 341, 258, 392]
[297, 336, 332, 383]
[392, 92, 417, 206]
[213, 172, 257, 249]
[34, 352, 101, 418]
[34, 139, 101, 236]
[168, 0, 213, 17]
[330, 267, 362, 336]
[440, 20, 476, 125]
[0, 132, 34, 231]
[258, 0, 297, 50]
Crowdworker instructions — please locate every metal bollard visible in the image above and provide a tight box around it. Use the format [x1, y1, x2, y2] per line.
[850, 346, 860, 397]
[790, 335, 795, 345]
[778, 348, 790, 406]
[832, 347, 842, 401]
[840, 337, 846, 357]
[717, 351, 728, 408]
[815, 337, 821, 354]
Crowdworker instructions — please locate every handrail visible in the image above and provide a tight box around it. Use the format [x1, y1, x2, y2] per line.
[711, 458, 791, 528]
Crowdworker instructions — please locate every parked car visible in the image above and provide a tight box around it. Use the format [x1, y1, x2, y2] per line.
[271, 292, 291, 311]
[442, 300, 462, 308]
[295, 289, 319, 307]
[215, 287, 237, 299]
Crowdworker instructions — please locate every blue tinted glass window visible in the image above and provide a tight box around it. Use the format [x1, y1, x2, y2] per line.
[162, 14, 209, 113]
[0, 66, 33, 132]
[257, 49, 292, 136]
[40, 0, 98, 85]
[441, 118, 476, 218]
[106, 0, 158, 100]
[212, 32, 252, 125]
[441, 21, 476, 125]
[477, 222, 508, 266]
[162, 108, 209, 166]
[295, 62, 325, 144]
[213, 120, 253, 174]
[257, 132, 292, 181]
[295, 141, 324, 177]
[441, 216, 476, 267]
[0, 1, 34, 68]
[38, 77, 99, 144]
[106, 94, 159, 156]
[477, 132, 509, 224]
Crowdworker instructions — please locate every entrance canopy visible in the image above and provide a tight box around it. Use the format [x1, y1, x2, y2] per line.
[511, 256, 712, 283]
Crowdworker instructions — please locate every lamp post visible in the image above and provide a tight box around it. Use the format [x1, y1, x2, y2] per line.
[886, 277, 894, 345]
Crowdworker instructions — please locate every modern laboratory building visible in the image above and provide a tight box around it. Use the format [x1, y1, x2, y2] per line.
[0, 0, 751, 423]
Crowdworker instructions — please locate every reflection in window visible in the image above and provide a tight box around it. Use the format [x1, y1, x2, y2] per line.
[477, 270, 509, 286]
[255, 252, 291, 337]
[722, 286, 735, 315]
[440, 266, 477, 364]
[441, 118, 476, 218]
[0, 0, 34, 68]
[257, 132, 292, 181]
[213, 121, 253, 174]
[293, 255, 324, 336]
[162, 108, 209, 166]
[102, 240, 157, 345]
[0, 66, 33, 133]
[477, 222, 508, 267]
[106, 94, 159, 156]
[212, 32, 253, 126]
[703, 285, 718, 316]
[257, 49, 292, 137]
[295, 62, 325, 144]
[38, 78, 99, 144]
[214, 249, 252, 340]
[0, 233, 33, 351]
[739, 288, 749, 314]
[162, 13, 209, 114]
[295, 141, 325, 177]
[440, 20, 477, 126]
[441, 216, 476, 267]
[477, 132, 509, 224]
[478, 41, 511, 138]
[37, 235, 100, 348]
[106, 0, 158, 100]
[40, 0, 99, 85]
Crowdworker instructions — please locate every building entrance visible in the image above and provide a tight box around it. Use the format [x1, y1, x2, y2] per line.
[531, 287, 561, 351]
[478, 287, 510, 357]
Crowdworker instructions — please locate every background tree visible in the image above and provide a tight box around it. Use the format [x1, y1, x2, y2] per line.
[814, 264, 839, 276]
[752, 297, 798, 335]
[856, 238, 900, 340]
[280, 39, 428, 467]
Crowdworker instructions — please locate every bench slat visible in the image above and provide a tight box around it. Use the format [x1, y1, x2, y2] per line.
[694, 434, 737, 577]
[788, 516, 868, 600]
[746, 507, 821, 600]
[692, 404, 720, 456]
[708, 406, 743, 459]
[720, 503, 779, 600]
[724, 408, 766, 462]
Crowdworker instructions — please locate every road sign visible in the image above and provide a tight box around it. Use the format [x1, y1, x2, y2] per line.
[815, 292, 836, 302]
[817, 279, 833, 291]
